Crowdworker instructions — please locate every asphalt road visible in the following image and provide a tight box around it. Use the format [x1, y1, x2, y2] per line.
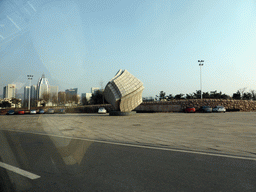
[0, 130, 255, 192]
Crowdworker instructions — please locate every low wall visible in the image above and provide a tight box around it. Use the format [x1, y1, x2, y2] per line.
[64, 104, 114, 113]
[2, 100, 255, 114]
[136, 104, 182, 112]
[136, 99, 256, 112]
[62, 99, 256, 113]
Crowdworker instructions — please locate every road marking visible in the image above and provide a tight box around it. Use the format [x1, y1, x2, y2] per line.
[2, 129, 256, 161]
[0, 162, 41, 180]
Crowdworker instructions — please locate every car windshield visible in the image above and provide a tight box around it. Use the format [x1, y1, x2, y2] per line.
[0, 0, 256, 191]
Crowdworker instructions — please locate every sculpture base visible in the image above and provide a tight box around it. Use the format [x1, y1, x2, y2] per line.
[109, 111, 137, 116]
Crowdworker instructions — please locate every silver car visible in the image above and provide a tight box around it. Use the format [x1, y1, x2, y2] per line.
[98, 107, 107, 114]
[212, 106, 226, 113]
[200, 106, 212, 113]
[47, 109, 55, 114]
[30, 110, 37, 114]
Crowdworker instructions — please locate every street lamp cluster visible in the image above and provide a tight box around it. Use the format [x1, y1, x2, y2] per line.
[198, 60, 204, 99]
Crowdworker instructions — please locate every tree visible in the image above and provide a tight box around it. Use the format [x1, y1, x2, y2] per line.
[0, 101, 11, 108]
[42, 93, 50, 104]
[251, 90, 256, 100]
[58, 92, 66, 105]
[82, 97, 89, 105]
[232, 90, 241, 100]
[166, 94, 174, 100]
[159, 91, 166, 101]
[202, 92, 210, 99]
[210, 90, 218, 98]
[71, 94, 79, 104]
[239, 87, 247, 98]
[193, 90, 201, 99]
[185, 94, 193, 99]
[91, 90, 107, 104]
[174, 93, 184, 100]
[11, 98, 21, 108]
[220, 94, 230, 99]
[51, 93, 58, 106]
[242, 92, 252, 100]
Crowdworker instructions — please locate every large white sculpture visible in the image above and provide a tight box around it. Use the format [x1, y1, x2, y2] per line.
[104, 69, 144, 112]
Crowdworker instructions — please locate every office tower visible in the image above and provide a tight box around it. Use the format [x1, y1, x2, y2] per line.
[3, 84, 16, 99]
[37, 74, 50, 99]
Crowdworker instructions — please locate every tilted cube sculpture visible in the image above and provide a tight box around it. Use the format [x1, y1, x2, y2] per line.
[104, 69, 144, 112]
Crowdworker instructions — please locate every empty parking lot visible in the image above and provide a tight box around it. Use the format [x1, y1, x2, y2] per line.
[0, 112, 255, 158]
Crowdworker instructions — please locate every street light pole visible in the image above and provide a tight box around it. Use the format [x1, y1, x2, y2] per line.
[198, 60, 204, 99]
[27, 75, 33, 110]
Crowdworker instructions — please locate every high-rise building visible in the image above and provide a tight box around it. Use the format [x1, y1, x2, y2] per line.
[37, 74, 50, 99]
[50, 86, 58, 97]
[65, 88, 78, 97]
[91, 87, 100, 94]
[58, 91, 66, 105]
[23, 86, 30, 107]
[49, 85, 58, 105]
[34, 74, 59, 106]
[3, 84, 16, 99]
[31, 85, 37, 100]
[81, 93, 92, 102]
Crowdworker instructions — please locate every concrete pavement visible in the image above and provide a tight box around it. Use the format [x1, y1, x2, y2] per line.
[0, 112, 256, 159]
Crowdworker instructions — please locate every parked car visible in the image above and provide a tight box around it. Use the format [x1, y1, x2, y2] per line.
[47, 109, 55, 114]
[213, 106, 226, 113]
[30, 110, 37, 114]
[39, 109, 45, 114]
[59, 109, 66, 114]
[18, 110, 25, 115]
[7, 110, 15, 115]
[199, 106, 212, 113]
[184, 107, 196, 113]
[98, 107, 107, 114]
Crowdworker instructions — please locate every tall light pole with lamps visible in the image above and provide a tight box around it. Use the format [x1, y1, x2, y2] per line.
[27, 75, 33, 110]
[198, 60, 204, 99]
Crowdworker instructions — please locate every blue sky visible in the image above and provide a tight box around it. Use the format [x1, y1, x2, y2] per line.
[0, 0, 256, 97]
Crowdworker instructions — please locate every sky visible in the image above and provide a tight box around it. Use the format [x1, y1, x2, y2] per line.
[0, 0, 256, 97]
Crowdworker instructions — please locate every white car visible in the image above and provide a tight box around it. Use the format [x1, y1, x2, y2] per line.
[212, 106, 226, 113]
[30, 110, 37, 114]
[98, 107, 107, 114]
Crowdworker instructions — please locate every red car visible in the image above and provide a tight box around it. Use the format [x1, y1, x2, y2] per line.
[184, 107, 196, 113]
[18, 110, 25, 115]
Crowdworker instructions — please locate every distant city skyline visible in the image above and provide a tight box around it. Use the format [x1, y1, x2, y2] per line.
[0, 0, 256, 97]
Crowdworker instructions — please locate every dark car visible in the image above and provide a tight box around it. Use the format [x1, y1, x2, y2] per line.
[199, 106, 212, 113]
[7, 110, 15, 115]
[39, 109, 45, 114]
[59, 109, 66, 114]
[184, 107, 196, 113]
